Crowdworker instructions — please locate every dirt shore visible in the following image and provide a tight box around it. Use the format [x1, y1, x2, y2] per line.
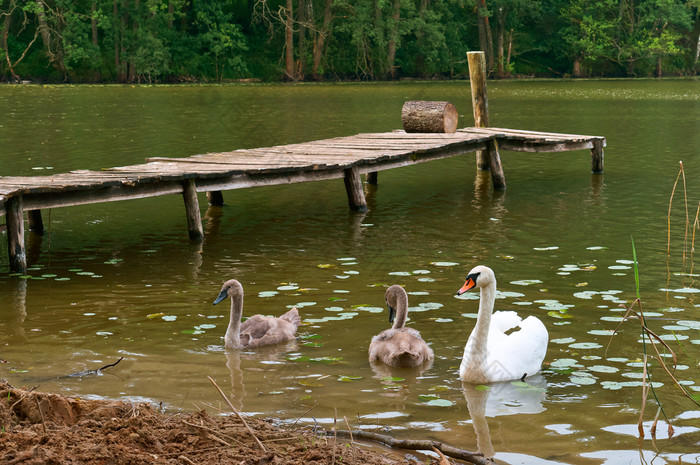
[0, 380, 429, 465]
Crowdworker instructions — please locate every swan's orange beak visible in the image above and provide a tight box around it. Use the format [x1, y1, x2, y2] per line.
[457, 278, 476, 296]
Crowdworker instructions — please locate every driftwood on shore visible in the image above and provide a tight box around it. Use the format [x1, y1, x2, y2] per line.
[332, 429, 495, 465]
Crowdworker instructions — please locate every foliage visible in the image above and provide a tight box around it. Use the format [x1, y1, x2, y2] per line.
[0, 0, 698, 82]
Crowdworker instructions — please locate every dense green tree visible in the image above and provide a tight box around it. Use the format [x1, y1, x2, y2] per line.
[1, 0, 698, 82]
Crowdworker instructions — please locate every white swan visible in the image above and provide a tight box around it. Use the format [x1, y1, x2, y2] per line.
[368, 285, 434, 367]
[213, 279, 301, 349]
[456, 265, 548, 383]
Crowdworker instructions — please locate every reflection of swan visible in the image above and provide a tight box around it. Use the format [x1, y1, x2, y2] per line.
[463, 376, 547, 458]
[213, 279, 301, 349]
[225, 340, 299, 411]
[457, 266, 548, 383]
[225, 350, 245, 411]
[369, 285, 434, 367]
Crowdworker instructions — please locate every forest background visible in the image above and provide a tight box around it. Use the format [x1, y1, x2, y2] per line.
[1, 0, 699, 83]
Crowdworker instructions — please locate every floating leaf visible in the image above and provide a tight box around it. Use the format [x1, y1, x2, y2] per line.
[382, 376, 405, 382]
[475, 385, 490, 391]
[430, 261, 459, 267]
[418, 394, 439, 401]
[162, 315, 177, 322]
[147, 313, 165, 319]
[426, 399, 453, 407]
[298, 380, 324, 387]
[338, 375, 363, 382]
[317, 264, 335, 269]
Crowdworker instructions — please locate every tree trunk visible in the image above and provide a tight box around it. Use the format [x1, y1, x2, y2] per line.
[477, 0, 491, 71]
[1, 3, 18, 81]
[495, 7, 505, 78]
[573, 53, 582, 78]
[35, 0, 66, 77]
[386, 0, 400, 78]
[506, 28, 513, 77]
[312, 0, 334, 80]
[284, 0, 294, 80]
[297, 0, 306, 79]
[656, 56, 662, 77]
[128, 0, 139, 82]
[91, 1, 100, 81]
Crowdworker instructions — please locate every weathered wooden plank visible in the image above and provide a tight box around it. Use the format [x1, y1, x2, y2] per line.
[498, 140, 596, 153]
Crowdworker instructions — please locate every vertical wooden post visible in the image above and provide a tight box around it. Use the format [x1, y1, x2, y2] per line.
[6, 196, 27, 273]
[182, 179, 204, 240]
[486, 139, 506, 190]
[27, 210, 44, 235]
[207, 191, 224, 206]
[467, 51, 491, 170]
[366, 172, 378, 185]
[591, 140, 604, 173]
[344, 167, 368, 212]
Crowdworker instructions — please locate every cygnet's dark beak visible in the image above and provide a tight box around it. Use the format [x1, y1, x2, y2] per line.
[388, 304, 396, 323]
[213, 289, 228, 305]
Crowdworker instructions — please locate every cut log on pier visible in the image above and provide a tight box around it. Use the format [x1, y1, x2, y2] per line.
[401, 100, 459, 133]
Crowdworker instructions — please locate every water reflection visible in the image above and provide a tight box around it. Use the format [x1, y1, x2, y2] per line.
[225, 340, 300, 412]
[463, 376, 547, 458]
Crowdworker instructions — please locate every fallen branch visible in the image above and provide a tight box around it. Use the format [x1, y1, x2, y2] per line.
[332, 429, 494, 465]
[207, 376, 267, 452]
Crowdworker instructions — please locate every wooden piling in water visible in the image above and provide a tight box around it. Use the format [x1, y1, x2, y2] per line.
[344, 167, 367, 212]
[182, 179, 204, 240]
[591, 139, 604, 173]
[467, 51, 506, 190]
[6, 196, 26, 273]
[207, 191, 224, 206]
[467, 51, 491, 171]
[27, 210, 44, 235]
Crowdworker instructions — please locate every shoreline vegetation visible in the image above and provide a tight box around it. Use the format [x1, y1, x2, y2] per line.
[1, 0, 699, 84]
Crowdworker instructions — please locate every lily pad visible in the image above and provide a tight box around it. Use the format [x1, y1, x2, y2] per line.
[426, 399, 453, 407]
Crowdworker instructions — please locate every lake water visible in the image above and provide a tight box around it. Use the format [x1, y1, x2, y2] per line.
[1, 79, 699, 464]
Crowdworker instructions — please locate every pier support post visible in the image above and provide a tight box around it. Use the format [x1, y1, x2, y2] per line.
[207, 191, 224, 206]
[6, 196, 27, 273]
[591, 140, 604, 173]
[486, 140, 506, 190]
[182, 179, 204, 240]
[366, 172, 378, 185]
[27, 210, 44, 235]
[467, 51, 491, 171]
[344, 167, 368, 212]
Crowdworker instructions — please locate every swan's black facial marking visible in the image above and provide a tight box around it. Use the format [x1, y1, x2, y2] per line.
[466, 272, 481, 282]
[457, 271, 481, 295]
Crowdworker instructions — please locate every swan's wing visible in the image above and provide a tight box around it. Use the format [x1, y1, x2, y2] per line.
[486, 314, 548, 380]
[279, 306, 301, 329]
[368, 328, 433, 367]
[490, 311, 522, 333]
[240, 315, 273, 340]
[240, 314, 297, 347]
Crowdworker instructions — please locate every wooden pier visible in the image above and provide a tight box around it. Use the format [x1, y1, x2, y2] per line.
[0, 53, 606, 273]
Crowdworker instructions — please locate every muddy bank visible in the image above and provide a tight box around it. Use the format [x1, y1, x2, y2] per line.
[0, 380, 425, 465]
